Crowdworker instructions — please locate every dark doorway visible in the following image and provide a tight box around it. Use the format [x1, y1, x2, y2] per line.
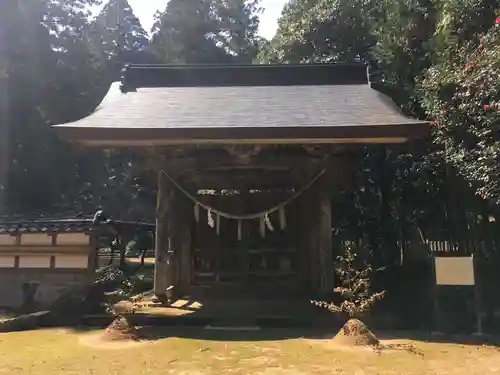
[191, 191, 302, 295]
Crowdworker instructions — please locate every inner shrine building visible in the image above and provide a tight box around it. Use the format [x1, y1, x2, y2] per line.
[53, 63, 428, 302]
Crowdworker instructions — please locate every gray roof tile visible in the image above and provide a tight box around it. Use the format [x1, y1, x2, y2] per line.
[64, 83, 423, 128]
[53, 63, 428, 144]
[0, 217, 154, 234]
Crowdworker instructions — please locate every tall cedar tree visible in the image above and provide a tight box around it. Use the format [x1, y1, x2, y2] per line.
[88, 0, 156, 219]
[151, 0, 261, 64]
[4, 0, 106, 212]
[94, 0, 155, 75]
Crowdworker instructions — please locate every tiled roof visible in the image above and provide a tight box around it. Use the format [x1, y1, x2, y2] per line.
[52, 63, 429, 145]
[0, 218, 94, 234]
[0, 216, 154, 235]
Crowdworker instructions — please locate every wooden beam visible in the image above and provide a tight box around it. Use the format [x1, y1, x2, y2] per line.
[302, 144, 351, 157]
[177, 168, 323, 190]
[146, 145, 362, 190]
[165, 157, 327, 177]
[151, 144, 331, 170]
[223, 145, 263, 164]
[170, 155, 359, 190]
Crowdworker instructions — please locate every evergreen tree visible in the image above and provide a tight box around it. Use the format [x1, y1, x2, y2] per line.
[94, 0, 155, 73]
[258, 0, 375, 63]
[151, 0, 261, 63]
[3, 0, 106, 213]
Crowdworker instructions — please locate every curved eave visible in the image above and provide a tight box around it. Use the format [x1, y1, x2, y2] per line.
[52, 82, 429, 147]
[53, 123, 428, 146]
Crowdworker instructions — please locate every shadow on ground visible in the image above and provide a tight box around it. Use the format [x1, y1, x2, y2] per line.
[376, 330, 500, 347]
[134, 325, 337, 342]
[7, 315, 500, 348]
[6, 291, 500, 347]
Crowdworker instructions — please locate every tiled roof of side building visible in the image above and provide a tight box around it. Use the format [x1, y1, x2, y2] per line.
[0, 216, 155, 234]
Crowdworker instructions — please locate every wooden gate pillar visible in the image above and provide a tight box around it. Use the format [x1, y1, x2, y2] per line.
[304, 169, 334, 296]
[317, 170, 334, 295]
[177, 193, 192, 292]
[154, 170, 173, 302]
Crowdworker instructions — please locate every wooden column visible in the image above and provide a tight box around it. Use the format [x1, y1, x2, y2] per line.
[297, 195, 311, 289]
[303, 157, 359, 296]
[154, 170, 171, 302]
[302, 170, 334, 296]
[317, 171, 334, 296]
[303, 189, 320, 293]
[87, 233, 99, 282]
[177, 193, 192, 293]
[0, 46, 8, 215]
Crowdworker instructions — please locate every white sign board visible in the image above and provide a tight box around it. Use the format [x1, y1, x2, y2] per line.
[435, 256, 475, 286]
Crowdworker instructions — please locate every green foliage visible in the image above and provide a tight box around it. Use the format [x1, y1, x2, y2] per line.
[430, 0, 500, 61]
[259, 0, 375, 63]
[2, 0, 265, 217]
[3, 0, 500, 269]
[96, 266, 134, 294]
[312, 242, 386, 318]
[370, 0, 497, 113]
[370, 0, 438, 115]
[96, 266, 151, 316]
[2, 0, 155, 217]
[260, 0, 500, 264]
[93, 0, 156, 72]
[4, 0, 108, 212]
[151, 0, 262, 63]
[421, 20, 500, 203]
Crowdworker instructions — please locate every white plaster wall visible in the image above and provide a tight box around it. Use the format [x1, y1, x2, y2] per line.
[0, 235, 17, 246]
[55, 255, 88, 269]
[0, 256, 15, 268]
[56, 233, 90, 246]
[21, 234, 53, 246]
[19, 255, 51, 268]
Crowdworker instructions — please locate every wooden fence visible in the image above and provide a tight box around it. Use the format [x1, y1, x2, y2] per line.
[372, 216, 500, 333]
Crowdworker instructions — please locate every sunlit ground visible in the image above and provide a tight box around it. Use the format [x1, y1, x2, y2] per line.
[1, 327, 500, 375]
[97, 257, 156, 268]
[126, 257, 156, 265]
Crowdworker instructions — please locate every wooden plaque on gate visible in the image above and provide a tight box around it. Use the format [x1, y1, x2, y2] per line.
[434, 256, 475, 286]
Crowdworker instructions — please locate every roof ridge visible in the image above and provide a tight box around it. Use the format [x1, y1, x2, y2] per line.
[120, 62, 370, 93]
[122, 62, 366, 68]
